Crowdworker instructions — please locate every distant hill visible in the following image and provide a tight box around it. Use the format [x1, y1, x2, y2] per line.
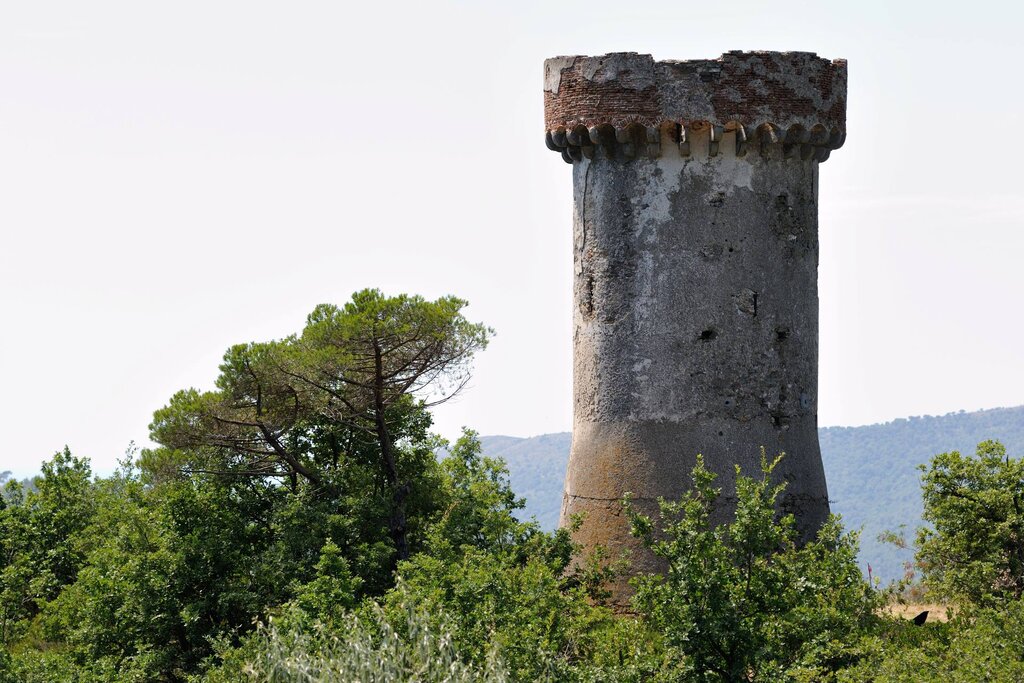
[481, 405, 1024, 583]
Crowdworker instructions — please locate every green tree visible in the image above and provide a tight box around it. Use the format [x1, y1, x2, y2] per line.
[38, 457, 273, 679]
[0, 448, 94, 645]
[291, 289, 492, 560]
[16, 289, 491, 680]
[150, 289, 491, 563]
[915, 440, 1024, 606]
[148, 340, 324, 491]
[381, 431, 625, 682]
[293, 539, 362, 623]
[627, 452, 882, 682]
[427, 431, 529, 556]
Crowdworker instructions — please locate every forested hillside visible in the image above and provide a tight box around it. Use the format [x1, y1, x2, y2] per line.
[483, 405, 1024, 582]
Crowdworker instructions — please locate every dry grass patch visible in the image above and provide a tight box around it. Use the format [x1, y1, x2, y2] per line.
[885, 602, 950, 623]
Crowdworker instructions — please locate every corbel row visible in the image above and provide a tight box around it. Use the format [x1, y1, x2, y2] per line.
[545, 121, 846, 164]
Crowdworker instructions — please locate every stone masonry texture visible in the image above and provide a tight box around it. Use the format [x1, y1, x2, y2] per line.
[544, 51, 847, 604]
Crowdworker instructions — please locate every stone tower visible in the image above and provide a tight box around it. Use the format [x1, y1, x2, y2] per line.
[544, 51, 846, 599]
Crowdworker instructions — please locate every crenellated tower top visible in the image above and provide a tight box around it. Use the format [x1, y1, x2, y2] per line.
[544, 51, 847, 163]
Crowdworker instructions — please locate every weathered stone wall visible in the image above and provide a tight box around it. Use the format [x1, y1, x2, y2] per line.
[544, 52, 846, 604]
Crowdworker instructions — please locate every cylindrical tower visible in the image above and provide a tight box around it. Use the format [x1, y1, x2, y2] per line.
[544, 51, 847, 600]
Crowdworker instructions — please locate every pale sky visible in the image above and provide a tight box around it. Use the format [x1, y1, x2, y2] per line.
[3, 0, 1023, 479]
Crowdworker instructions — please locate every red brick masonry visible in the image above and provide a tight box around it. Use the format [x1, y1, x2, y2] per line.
[544, 51, 846, 147]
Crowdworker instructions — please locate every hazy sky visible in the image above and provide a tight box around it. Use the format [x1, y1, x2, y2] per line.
[3, 0, 1023, 478]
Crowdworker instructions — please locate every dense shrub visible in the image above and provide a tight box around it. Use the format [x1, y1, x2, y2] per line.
[17, 437, 1024, 681]
[627, 452, 884, 682]
[213, 605, 510, 683]
[915, 440, 1024, 605]
[839, 600, 1024, 682]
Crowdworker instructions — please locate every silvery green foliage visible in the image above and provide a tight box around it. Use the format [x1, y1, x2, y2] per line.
[242, 604, 508, 683]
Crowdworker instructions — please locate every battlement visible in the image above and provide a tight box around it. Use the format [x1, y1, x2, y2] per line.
[544, 51, 847, 163]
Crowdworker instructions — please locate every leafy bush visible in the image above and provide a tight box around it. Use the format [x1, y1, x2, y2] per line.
[0, 448, 94, 646]
[208, 604, 509, 683]
[23, 435, 1024, 681]
[382, 432, 620, 681]
[627, 451, 883, 682]
[839, 600, 1024, 682]
[915, 440, 1024, 605]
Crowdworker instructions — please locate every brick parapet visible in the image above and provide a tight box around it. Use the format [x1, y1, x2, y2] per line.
[544, 51, 847, 163]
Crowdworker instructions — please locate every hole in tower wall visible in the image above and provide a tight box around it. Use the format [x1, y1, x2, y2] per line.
[775, 328, 790, 342]
[699, 67, 721, 83]
[700, 244, 724, 260]
[580, 275, 595, 319]
[734, 289, 757, 316]
[699, 328, 717, 342]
